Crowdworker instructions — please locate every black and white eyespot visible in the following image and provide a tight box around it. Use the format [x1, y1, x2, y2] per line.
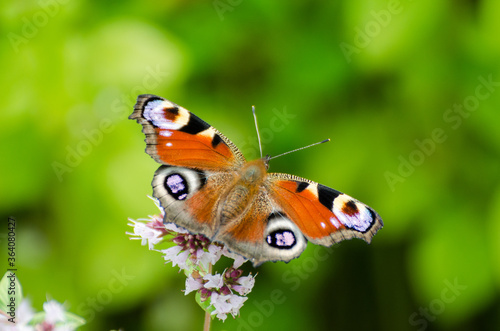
[164, 173, 189, 200]
[152, 166, 206, 202]
[267, 229, 296, 248]
[263, 212, 307, 260]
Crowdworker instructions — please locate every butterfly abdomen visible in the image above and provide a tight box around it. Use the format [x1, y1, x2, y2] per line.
[220, 185, 251, 224]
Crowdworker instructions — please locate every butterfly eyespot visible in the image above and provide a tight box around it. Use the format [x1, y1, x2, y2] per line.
[165, 173, 189, 200]
[153, 166, 207, 203]
[266, 230, 296, 249]
[263, 212, 306, 256]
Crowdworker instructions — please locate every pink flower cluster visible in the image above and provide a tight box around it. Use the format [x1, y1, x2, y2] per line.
[184, 266, 255, 321]
[127, 197, 256, 321]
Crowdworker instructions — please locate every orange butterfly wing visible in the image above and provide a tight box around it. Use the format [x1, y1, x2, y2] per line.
[267, 173, 383, 246]
[129, 95, 245, 170]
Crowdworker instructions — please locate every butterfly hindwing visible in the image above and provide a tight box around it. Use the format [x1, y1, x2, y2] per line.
[152, 165, 237, 239]
[215, 188, 308, 266]
[130, 95, 245, 171]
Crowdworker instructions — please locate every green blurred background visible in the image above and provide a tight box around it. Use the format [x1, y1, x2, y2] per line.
[1, 0, 500, 330]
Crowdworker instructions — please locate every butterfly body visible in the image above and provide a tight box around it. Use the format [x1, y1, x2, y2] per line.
[130, 95, 383, 266]
[218, 159, 266, 226]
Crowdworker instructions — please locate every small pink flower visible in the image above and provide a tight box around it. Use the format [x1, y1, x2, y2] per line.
[209, 293, 233, 321]
[43, 300, 66, 324]
[185, 276, 203, 295]
[203, 274, 224, 289]
[221, 247, 247, 268]
[196, 244, 222, 270]
[17, 298, 35, 325]
[127, 219, 164, 249]
[232, 275, 255, 296]
[209, 293, 248, 321]
[228, 295, 247, 316]
[161, 246, 190, 269]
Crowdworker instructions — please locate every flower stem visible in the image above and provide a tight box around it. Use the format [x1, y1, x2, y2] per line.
[202, 263, 213, 331]
[203, 309, 211, 331]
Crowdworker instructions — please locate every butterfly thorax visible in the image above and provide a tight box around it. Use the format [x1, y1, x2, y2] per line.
[218, 159, 267, 225]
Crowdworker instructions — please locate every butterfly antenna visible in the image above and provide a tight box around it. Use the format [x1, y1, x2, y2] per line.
[252, 105, 263, 158]
[269, 139, 331, 160]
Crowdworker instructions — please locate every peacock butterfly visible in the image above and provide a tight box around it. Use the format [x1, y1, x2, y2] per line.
[129, 95, 383, 266]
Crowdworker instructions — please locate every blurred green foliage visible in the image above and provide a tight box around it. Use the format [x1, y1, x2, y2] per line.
[1, 0, 499, 330]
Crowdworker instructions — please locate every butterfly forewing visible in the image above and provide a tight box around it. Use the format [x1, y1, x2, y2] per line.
[267, 173, 383, 246]
[130, 95, 245, 170]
